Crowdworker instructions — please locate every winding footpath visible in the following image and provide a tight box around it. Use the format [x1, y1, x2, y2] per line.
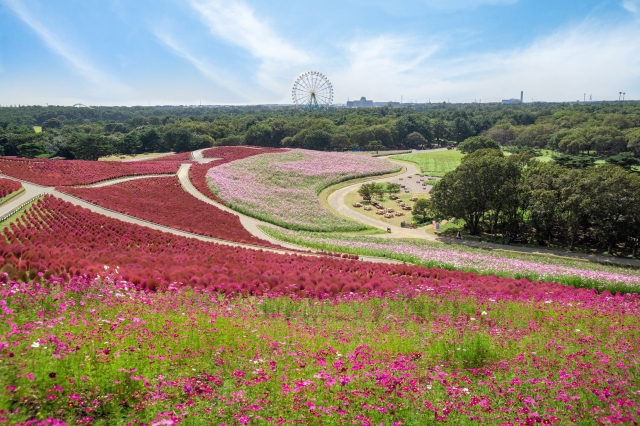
[1, 150, 639, 268]
[327, 155, 640, 268]
[0, 165, 401, 265]
[328, 160, 433, 240]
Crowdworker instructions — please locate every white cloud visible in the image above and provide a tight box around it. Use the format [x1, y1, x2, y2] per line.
[187, 0, 310, 98]
[333, 35, 440, 102]
[153, 30, 247, 100]
[423, 0, 519, 10]
[622, 0, 640, 14]
[332, 21, 640, 103]
[4, 0, 130, 96]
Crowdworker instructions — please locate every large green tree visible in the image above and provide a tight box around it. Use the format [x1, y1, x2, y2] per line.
[303, 130, 332, 151]
[458, 136, 500, 154]
[514, 124, 558, 148]
[244, 123, 273, 147]
[431, 149, 509, 235]
[65, 133, 114, 160]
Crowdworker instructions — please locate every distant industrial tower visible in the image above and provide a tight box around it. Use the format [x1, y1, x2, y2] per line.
[502, 91, 524, 105]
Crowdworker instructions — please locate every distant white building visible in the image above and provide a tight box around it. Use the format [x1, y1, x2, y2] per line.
[346, 97, 400, 108]
[502, 91, 524, 105]
[347, 97, 374, 107]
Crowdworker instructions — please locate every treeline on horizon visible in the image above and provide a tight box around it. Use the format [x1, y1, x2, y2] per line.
[0, 102, 639, 162]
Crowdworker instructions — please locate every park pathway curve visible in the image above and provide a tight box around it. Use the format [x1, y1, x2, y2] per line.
[326, 157, 640, 268]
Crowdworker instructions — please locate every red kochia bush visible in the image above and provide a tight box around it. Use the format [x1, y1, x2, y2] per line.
[0, 195, 601, 301]
[191, 146, 288, 203]
[146, 152, 193, 162]
[0, 157, 180, 186]
[0, 177, 22, 198]
[201, 146, 288, 160]
[59, 176, 277, 247]
[189, 163, 227, 204]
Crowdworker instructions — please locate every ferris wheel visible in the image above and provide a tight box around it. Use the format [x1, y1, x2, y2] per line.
[292, 71, 333, 109]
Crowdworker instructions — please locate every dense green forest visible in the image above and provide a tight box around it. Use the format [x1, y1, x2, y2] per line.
[0, 102, 639, 161]
[428, 149, 640, 256]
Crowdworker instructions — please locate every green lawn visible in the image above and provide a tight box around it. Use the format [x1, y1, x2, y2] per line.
[390, 150, 464, 177]
[33, 126, 42, 133]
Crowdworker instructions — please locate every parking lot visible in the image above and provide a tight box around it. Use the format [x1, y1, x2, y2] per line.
[388, 174, 438, 194]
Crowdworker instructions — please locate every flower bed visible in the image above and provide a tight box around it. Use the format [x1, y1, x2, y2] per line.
[189, 147, 288, 205]
[1, 273, 638, 424]
[145, 152, 193, 161]
[189, 163, 227, 204]
[58, 177, 277, 248]
[260, 227, 640, 294]
[0, 177, 22, 199]
[0, 196, 597, 298]
[206, 149, 401, 231]
[0, 157, 180, 186]
[202, 146, 287, 160]
[350, 150, 413, 157]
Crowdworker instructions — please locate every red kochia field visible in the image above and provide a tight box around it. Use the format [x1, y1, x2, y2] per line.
[201, 146, 288, 161]
[59, 176, 277, 247]
[0, 157, 180, 186]
[0, 177, 21, 198]
[1, 195, 604, 300]
[1, 196, 639, 425]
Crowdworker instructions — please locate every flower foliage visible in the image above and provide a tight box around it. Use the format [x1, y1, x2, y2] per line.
[0, 157, 180, 186]
[190, 147, 289, 204]
[262, 228, 640, 293]
[206, 149, 400, 231]
[146, 152, 193, 162]
[58, 177, 278, 247]
[201, 146, 287, 160]
[0, 274, 638, 424]
[0, 177, 21, 198]
[0, 195, 599, 299]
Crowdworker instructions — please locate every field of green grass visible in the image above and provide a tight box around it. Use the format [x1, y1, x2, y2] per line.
[33, 126, 42, 133]
[391, 150, 464, 176]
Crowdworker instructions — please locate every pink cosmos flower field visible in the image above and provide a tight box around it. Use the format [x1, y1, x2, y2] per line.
[205, 149, 400, 231]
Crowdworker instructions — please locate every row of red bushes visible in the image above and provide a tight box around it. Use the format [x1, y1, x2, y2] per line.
[0, 195, 598, 300]
[146, 152, 193, 162]
[0, 178, 22, 199]
[0, 157, 180, 186]
[201, 146, 287, 160]
[58, 177, 277, 248]
[189, 164, 226, 204]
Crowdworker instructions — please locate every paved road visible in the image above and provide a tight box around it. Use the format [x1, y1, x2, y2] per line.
[79, 174, 175, 188]
[190, 148, 221, 163]
[328, 160, 436, 240]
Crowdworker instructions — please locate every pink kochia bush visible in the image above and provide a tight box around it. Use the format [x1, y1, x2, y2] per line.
[191, 146, 289, 204]
[0, 195, 603, 299]
[206, 149, 400, 231]
[0, 273, 638, 424]
[0, 177, 21, 198]
[58, 176, 278, 248]
[0, 157, 180, 186]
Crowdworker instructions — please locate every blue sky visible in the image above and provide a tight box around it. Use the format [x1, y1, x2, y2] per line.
[1, 0, 639, 105]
